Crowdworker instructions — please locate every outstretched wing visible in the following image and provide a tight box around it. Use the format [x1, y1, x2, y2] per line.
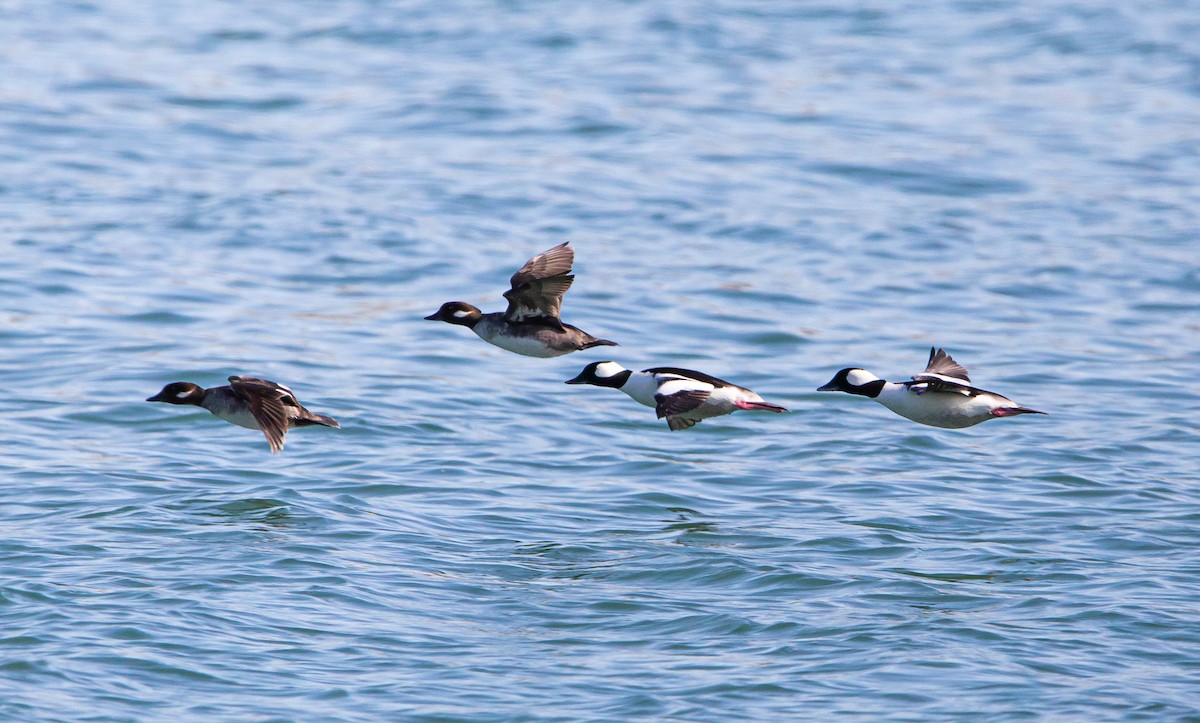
[908, 348, 981, 396]
[227, 376, 295, 453]
[912, 347, 971, 383]
[502, 242, 575, 325]
[654, 389, 710, 432]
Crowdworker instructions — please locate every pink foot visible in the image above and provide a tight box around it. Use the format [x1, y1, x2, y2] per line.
[991, 406, 1047, 417]
[734, 401, 788, 413]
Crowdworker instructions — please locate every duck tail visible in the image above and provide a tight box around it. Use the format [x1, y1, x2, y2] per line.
[991, 406, 1047, 417]
[295, 413, 341, 428]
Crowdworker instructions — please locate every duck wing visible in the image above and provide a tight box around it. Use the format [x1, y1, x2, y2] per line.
[502, 242, 575, 326]
[655, 389, 710, 427]
[641, 367, 732, 388]
[906, 347, 979, 394]
[914, 347, 971, 383]
[227, 376, 296, 453]
[904, 376, 983, 397]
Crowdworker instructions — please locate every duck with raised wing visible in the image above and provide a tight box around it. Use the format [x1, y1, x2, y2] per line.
[424, 242, 617, 357]
[566, 361, 787, 430]
[817, 347, 1046, 429]
[147, 376, 340, 453]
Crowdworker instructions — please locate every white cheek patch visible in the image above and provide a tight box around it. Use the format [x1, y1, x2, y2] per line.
[594, 362, 624, 378]
[846, 369, 880, 386]
[452, 310, 471, 319]
[175, 391, 191, 399]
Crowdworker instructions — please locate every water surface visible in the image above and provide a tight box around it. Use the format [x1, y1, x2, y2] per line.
[2, 0, 1199, 719]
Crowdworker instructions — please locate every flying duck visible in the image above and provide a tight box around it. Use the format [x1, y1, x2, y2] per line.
[566, 361, 787, 430]
[817, 347, 1046, 428]
[424, 242, 617, 357]
[147, 375, 340, 453]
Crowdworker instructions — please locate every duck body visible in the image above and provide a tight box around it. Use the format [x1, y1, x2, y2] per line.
[424, 242, 617, 357]
[426, 302, 616, 358]
[817, 348, 1046, 429]
[874, 381, 1025, 429]
[147, 376, 339, 453]
[567, 361, 787, 430]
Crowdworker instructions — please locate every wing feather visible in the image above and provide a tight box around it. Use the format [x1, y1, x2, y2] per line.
[503, 243, 575, 324]
[919, 347, 970, 382]
[905, 379, 977, 397]
[655, 389, 710, 419]
[228, 376, 292, 453]
[641, 367, 732, 388]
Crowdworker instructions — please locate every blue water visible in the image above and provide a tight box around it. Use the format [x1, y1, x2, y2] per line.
[3, 0, 1199, 719]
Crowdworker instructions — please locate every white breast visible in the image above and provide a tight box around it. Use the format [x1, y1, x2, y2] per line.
[874, 383, 997, 428]
[619, 372, 666, 407]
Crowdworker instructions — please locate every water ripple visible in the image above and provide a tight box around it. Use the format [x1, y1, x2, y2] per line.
[1, 0, 1199, 719]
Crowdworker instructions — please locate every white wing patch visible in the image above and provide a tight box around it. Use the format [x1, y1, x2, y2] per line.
[913, 372, 968, 386]
[656, 378, 713, 397]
